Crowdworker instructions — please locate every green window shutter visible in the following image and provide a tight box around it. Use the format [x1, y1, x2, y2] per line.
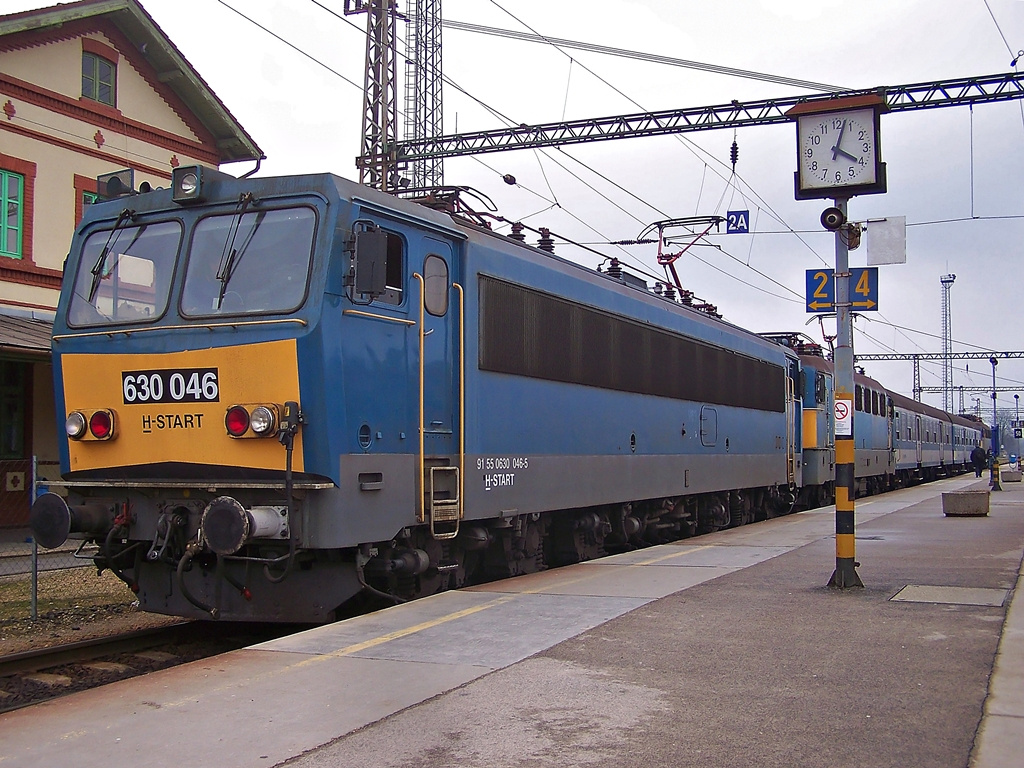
[0, 170, 23, 259]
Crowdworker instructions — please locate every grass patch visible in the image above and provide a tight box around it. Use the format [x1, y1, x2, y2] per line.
[0, 567, 135, 622]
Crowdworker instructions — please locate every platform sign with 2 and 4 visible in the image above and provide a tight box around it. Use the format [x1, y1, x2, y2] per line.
[805, 267, 879, 313]
[726, 210, 749, 234]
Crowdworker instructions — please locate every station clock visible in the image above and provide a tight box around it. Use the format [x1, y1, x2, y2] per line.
[794, 105, 886, 200]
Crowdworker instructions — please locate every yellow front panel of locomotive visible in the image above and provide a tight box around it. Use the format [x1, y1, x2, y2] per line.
[61, 339, 304, 473]
[803, 409, 819, 449]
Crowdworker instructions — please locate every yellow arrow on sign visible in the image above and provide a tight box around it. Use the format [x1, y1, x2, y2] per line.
[807, 300, 834, 310]
[852, 299, 877, 310]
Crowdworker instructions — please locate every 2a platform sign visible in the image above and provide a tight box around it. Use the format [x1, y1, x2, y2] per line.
[726, 210, 749, 233]
[805, 267, 879, 313]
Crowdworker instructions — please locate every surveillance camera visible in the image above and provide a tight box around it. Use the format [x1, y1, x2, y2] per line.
[820, 207, 846, 231]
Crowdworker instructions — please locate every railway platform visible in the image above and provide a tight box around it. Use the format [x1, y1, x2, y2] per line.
[1, 474, 1022, 768]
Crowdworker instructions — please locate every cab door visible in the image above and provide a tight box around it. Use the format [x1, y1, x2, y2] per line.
[419, 238, 457, 453]
[416, 236, 463, 538]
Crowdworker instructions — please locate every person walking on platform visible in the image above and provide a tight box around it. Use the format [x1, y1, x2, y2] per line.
[971, 444, 987, 477]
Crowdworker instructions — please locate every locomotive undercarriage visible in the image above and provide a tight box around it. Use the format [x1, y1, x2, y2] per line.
[35, 481, 804, 622]
[357, 483, 800, 608]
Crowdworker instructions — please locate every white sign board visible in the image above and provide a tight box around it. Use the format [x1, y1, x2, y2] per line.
[835, 398, 853, 436]
[866, 216, 907, 265]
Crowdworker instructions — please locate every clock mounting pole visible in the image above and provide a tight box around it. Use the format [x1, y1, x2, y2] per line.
[829, 195, 864, 589]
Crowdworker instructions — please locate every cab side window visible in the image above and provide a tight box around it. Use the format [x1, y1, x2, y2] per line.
[423, 254, 449, 316]
[814, 373, 827, 404]
[380, 232, 404, 306]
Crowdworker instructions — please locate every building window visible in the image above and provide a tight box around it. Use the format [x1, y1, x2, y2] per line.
[1, 170, 23, 259]
[82, 51, 116, 107]
[74, 174, 100, 225]
[81, 190, 98, 220]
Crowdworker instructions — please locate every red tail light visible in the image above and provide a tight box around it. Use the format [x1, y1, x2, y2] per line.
[225, 406, 250, 437]
[88, 410, 114, 439]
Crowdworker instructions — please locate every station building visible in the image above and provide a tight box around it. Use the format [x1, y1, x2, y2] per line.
[0, 0, 261, 525]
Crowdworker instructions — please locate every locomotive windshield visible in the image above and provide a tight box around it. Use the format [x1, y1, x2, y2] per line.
[181, 206, 316, 317]
[68, 219, 182, 327]
[66, 205, 318, 327]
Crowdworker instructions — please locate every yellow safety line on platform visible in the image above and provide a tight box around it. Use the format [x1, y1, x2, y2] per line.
[628, 544, 715, 566]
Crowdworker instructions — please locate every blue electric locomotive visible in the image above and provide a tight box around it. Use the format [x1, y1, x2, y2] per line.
[31, 167, 805, 622]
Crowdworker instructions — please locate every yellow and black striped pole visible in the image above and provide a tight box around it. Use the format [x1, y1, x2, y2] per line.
[829, 197, 864, 589]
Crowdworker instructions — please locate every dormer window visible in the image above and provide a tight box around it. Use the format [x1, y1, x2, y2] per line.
[82, 50, 116, 107]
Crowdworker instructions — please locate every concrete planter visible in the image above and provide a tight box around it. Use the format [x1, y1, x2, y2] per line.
[1000, 469, 1022, 482]
[942, 490, 990, 517]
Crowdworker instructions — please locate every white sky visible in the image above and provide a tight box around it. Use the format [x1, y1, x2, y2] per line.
[5, 0, 1024, 417]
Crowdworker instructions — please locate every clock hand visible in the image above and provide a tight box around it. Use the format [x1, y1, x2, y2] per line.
[834, 146, 860, 163]
[830, 119, 848, 161]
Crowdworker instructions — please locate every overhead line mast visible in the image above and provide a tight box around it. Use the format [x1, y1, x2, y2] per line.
[941, 274, 956, 412]
[404, 0, 443, 188]
[347, 0, 403, 192]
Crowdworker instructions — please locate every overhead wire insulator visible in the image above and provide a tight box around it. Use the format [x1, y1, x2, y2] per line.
[730, 139, 739, 172]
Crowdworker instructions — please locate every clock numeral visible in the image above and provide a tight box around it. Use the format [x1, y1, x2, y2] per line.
[811, 135, 821, 145]
[835, 171, 842, 182]
[810, 161, 818, 171]
[848, 167, 855, 177]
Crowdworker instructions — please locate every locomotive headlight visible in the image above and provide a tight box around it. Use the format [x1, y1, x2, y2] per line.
[172, 165, 205, 204]
[66, 410, 116, 441]
[65, 412, 87, 439]
[225, 403, 285, 438]
[249, 406, 277, 436]
[178, 172, 198, 195]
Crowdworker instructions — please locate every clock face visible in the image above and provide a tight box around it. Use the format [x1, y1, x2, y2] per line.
[798, 107, 879, 193]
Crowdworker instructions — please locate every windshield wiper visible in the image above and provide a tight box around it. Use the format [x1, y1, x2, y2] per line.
[215, 194, 264, 309]
[87, 208, 135, 302]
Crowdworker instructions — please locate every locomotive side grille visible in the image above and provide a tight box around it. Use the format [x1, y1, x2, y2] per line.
[479, 275, 785, 413]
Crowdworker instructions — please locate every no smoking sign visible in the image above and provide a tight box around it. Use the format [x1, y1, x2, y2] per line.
[834, 398, 853, 436]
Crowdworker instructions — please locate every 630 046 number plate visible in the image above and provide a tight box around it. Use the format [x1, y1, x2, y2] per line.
[122, 368, 219, 404]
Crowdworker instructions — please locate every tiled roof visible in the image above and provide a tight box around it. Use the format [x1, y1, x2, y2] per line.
[0, 313, 52, 355]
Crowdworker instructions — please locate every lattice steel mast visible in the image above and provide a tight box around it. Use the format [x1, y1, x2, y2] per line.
[403, 0, 443, 188]
[941, 274, 956, 412]
[346, 0, 402, 191]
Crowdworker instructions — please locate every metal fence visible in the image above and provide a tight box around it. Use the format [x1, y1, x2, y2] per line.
[0, 458, 135, 624]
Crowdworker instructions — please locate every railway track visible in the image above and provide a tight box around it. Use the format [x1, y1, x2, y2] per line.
[0, 621, 296, 714]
